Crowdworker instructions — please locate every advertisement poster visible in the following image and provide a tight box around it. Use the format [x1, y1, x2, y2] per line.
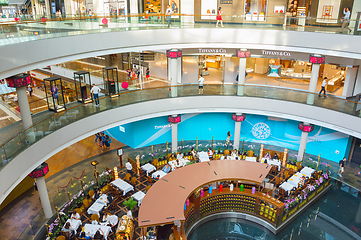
[316, 0, 341, 23]
[169, 0, 179, 18]
[106, 113, 349, 162]
[201, 0, 217, 20]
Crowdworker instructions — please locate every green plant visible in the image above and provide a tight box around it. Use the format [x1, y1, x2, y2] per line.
[123, 197, 137, 210]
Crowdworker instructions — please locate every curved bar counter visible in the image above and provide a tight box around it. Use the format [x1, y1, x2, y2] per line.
[138, 159, 331, 238]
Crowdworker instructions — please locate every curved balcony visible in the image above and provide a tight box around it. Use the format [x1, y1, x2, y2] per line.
[0, 14, 360, 79]
[1, 84, 361, 205]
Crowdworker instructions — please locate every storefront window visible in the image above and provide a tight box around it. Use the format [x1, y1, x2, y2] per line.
[144, 0, 161, 13]
[244, 0, 267, 21]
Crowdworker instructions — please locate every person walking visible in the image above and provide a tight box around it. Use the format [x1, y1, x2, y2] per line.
[166, 5, 172, 27]
[340, 7, 352, 34]
[28, 85, 33, 97]
[338, 157, 346, 177]
[319, 77, 327, 97]
[216, 7, 224, 28]
[198, 74, 205, 94]
[146, 68, 150, 80]
[226, 131, 232, 145]
[91, 83, 101, 106]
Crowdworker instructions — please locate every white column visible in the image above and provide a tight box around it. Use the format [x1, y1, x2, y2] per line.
[130, 0, 139, 23]
[44, 0, 51, 18]
[180, 0, 194, 26]
[297, 129, 309, 161]
[171, 122, 178, 153]
[168, 57, 178, 97]
[177, 57, 182, 84]
[16, 86, 33, 129]
[237, 58, 247, 96]
[306, 63, 321, 105]
[36, 176, 53, 218]
[233, 121, 242, 150]
[342, 67, 358, 98]
[64, 0, 72, 16]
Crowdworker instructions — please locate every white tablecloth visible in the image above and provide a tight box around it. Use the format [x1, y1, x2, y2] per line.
[169, 159, 190, 169]
[300, 167, 315, 177]
[131, 191, 146, 207]
[64, 219, 82, 231]
[280, 182, 294, 193]
[83, 224, 111, 239]
[287, 175, 301, 187]
[111, 178, 134, 196]
[245, 157, 257, 162]
[151, 170, 167, 179]
[227, 156, 238, 160]
[95, 194, 108, 206]
[198, 152, 210, 162]
[87, 202, 104, 215]
[141, 163, 156, 175]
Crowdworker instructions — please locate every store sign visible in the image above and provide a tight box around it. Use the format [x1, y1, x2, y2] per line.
[220, 0, 233, 3]
[198, 48, 227, 54]
[261, 50, 291, 57]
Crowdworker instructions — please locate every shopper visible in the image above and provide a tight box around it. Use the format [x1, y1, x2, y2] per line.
[136, 67, 140, 79]
[340, 7, 352, 34]
[166, 5, 172, 27]
[28, 85, 33, 97]
[91, 83, 101, 106]
[198, 74, 205, 94]
[319, 77, 327, 97]
[216, 7, 224, 28]
[146, 68, 150, 80]
[338, 157, 346, 177]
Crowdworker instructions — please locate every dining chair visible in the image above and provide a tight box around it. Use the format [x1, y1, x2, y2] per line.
[88, 190, 95, 198]
[91, 214, 99, 222]
[56, 235, 66, 240]
[146, 185, 151, 193]
[147, 175, 153, 184]
[131, 177, 137, 186]
[74, 208, 82, 215]
[125, 173, 131, 182]
[61, 231, 71, 240]
[83, 198, 91, 208]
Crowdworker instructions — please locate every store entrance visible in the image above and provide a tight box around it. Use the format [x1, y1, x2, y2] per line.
[199, 55, 225, 84]
[349, 137, 361, 165]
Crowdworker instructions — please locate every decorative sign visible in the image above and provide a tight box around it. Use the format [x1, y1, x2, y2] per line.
[252, 123, 271, 139]
[28, 163, 49, 178]
[309, 55, 326, 64]
[232, 113, 246, 122]
[6, 74, 31, 88]
[298, 123, 314, 132]
[220, 0, 233, 3]
[274, 5, 285, 13]
[166, 50, 182, 59]
[168, 114, 181, 123]
[236, 50, 251, 58]
[267, 65, 282, 78]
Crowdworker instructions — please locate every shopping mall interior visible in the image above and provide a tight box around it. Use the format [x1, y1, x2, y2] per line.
[2, 0, 361, 240]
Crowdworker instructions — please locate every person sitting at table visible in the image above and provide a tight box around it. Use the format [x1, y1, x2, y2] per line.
[169, 154, 176, 161]
[70, 210, 81, 220]
[80, 230, 91, 240]
[299, 176, 306, 187]
[107, 195, 113, 205]
[176, 152, 183, 159]
[191, 148, 197, 159]
[273, 153, 279, 160]
[104, 213, 118, 232]
[264, 152, 271, 159]
[93, 189, 101, 200]
[155, 174, 161, 181]
[231, 149, 238, 159]
[62, 222, 74, 237]
[162, 163, 171, 173]
[208, 148, 213, 160]
[94, 228, 105, 240]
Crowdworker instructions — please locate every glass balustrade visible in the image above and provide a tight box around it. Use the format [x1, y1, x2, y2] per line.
[0, 84, 360, 172]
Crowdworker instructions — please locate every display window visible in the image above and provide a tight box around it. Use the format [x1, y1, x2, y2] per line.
[144, 0, 161, 13]
[244, 0, 268, 21]
[316, 0, 341, 23]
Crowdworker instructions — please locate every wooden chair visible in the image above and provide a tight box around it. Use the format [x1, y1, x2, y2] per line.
[61, 231, 71, 240]
[83, 198, 91, 208]
[91, 214, 99, 222]
[247, 150, 254, 157]
[131, 176, 137, 186]
[89, 190, 95, 198]
[125, 173, 131, 182]
[296, 162, 302, 170]
[284, 170, 289, 179]
[289, 168, 294, 176]
[223, 150, 230, 156]
[275, 177, 280, 187]
[146, 185, 151, 193]
[56, 236, 66, 240]
[152, 159, 159, 168]
[147, 175, 153, 184]
[74, 208, 82, 215]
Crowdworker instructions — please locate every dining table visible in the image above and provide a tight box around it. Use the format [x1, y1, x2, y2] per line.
[141, 163, 156, 175]
[151, 170, 167, 179]
[87, 202, 105, 215]
[83, 224, 111, 238]
[280, 181, 294, 193]
[168, 159, 190, 169]
[131, 191, 146, 207]
[95, 194, 108, 206]
[300, 167, 315, 177]
[198, 152, 210, 162]
[245, 157, 257, 162]
[111, 178, 134, 196]
[64, 219, 82, 231]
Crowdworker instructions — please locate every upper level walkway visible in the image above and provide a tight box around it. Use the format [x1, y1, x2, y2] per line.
[1, 14, 361, 79]
[1, 84, 361, 205]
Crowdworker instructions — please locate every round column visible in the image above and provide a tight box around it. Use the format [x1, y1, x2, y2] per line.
[169, 115, 181, 153]
[297, 122, 314, 161]
[29, 163, 53, 219]
[236, 50, 251, 96]
[167, 50, 182, 97]
[307, 55, 325, 105]
[232, 113, 246, 150]
[16, 86, 33, 129]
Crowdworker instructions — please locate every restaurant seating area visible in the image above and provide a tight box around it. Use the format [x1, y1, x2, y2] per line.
[47, 146, 330, 240]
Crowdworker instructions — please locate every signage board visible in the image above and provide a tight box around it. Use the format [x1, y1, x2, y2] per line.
[220, 0, 233, 3]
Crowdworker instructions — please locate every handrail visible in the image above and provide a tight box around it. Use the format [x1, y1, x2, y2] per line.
[0, 13, 358, 47]
[0, 84, 361, 172]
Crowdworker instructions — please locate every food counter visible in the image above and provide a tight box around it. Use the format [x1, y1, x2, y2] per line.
[115, 215, 134, 240]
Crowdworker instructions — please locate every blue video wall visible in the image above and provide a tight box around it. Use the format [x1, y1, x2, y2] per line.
[106, 113, 349, 162]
